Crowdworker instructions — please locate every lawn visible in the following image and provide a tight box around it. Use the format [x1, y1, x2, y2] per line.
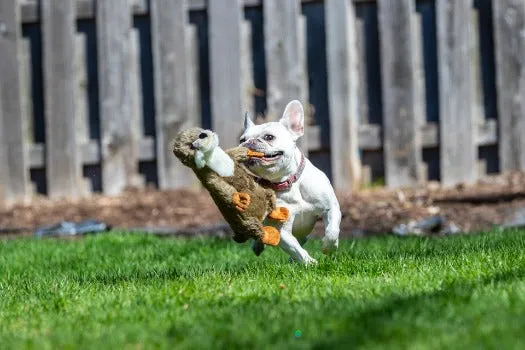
[1, 230, 525, 349]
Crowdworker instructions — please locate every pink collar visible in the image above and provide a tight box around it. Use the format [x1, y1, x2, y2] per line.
[256, 153, 306, 192]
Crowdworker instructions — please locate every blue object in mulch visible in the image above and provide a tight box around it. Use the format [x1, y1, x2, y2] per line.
[34, 220, 111, 237]
[393, 215, 460, 236]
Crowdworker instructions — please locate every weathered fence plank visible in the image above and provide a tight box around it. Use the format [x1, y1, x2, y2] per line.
[325, 0, 361, 191]
[470, 9, 484, 126]
[20, 38, 34, 146]
[354, 5, 371, 125]
[209, 0, 244, 148]
[186, 24, 200, 129]
[75, 31, 95, 195]
[436, 0, 477, 186]
[413, 11, 428, 180]
[297, 14, 309, 155]
[20, 33, 37, 199]
[185, 24, 201, 189]
[493, 0, 525, 171]
[130, 28, 144, 139]
[96, 0, 140, 195]
[0, 0, 30, 202]
[378, 0, 423, 187]
[263, 0, 307, 123]
[42, 0, 82, 199]
[241, 20, 255, 122]
[151, 0, 195, 187]
[0, 88, 6, 201]
[75, 34, 89, 147]
[129, 28, 145, 188]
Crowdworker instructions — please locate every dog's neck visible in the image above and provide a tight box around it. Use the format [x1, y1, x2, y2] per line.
[202, 147, 234, 177]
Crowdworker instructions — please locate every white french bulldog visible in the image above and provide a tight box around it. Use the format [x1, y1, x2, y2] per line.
[240, 100, 341, 264]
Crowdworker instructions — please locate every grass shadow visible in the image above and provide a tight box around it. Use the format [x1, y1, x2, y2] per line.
[312, 264, 525, 348]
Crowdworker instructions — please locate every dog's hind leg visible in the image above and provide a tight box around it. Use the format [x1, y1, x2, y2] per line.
[322, 201, 341, 255]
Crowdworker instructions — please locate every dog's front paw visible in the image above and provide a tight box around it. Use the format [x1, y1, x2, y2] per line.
[303, 255, 318, 265]
[290, 254, 318, 265]
[232, 192, 251, 212]
[322, 237, 339, 255]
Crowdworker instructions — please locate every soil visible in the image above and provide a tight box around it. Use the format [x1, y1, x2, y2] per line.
[2, 171, 525, 238]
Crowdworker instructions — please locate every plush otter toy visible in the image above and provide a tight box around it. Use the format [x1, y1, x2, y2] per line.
[172, 127, 289, 247]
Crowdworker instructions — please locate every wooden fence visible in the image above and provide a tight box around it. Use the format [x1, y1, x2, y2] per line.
[0, 0, 524, 203]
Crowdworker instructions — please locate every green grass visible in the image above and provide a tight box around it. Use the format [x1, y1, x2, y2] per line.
[1, 230, 525, 350]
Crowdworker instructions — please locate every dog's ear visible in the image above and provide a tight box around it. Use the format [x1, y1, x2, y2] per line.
[244, 111, 255, 130]
[279, 100, 304, 140]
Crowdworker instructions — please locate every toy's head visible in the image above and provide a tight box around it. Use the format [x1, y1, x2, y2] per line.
[191, 129, 219, 155]
[172, 127, 208, 167]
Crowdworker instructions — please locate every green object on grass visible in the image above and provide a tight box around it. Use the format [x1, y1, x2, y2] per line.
[1, 230, 525, 349]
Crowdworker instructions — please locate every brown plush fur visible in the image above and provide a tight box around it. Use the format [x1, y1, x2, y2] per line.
[172, 127, 285, 245]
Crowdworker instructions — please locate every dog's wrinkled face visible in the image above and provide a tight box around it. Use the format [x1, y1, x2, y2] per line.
[240, 100, 305, 181]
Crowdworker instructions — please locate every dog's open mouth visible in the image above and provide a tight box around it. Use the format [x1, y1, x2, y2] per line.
[262, 151, 283, 161]
[245, 150, 283, 165]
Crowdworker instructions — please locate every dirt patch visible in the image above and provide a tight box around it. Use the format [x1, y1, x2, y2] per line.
[2, 171, 525, 238]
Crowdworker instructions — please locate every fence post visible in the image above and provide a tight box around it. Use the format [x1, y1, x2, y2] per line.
[378, 0, 424, 188]
[96, 0, 141, 195]
[493, 0, 525, 171]
[241, 20, 255, 122]
[0, 0, 30, 202]
[325, 0, 361, 192]
[263, 0, 309, 154]
[208, 0, 245, 149]
[436, 0, 477, 186]
[186, 23, 201, 143]
[151, 0, 196, 188]
[42, 0, 82, 199]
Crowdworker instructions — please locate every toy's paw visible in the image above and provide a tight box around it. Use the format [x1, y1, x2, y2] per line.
[268, 207, 290, 222]
[232, 192, 251, 212]
[247, 149, 265, 158]
[261, 226, 280, 246]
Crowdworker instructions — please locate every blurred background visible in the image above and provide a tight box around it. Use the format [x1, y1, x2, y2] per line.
[0, 0, 521, 206]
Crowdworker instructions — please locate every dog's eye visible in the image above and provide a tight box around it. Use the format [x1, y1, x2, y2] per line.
[263, 134, 275, 141]
[199, 132, 208, 139]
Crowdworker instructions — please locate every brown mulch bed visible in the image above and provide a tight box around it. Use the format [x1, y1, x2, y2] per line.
[2, 171, 525, 238]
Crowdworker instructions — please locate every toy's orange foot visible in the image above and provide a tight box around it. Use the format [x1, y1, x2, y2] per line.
[232, 192, 251, 212]
[268, 207, 290, 222]
[247, 149, 265, 158]
[261, 226, 280, 246]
